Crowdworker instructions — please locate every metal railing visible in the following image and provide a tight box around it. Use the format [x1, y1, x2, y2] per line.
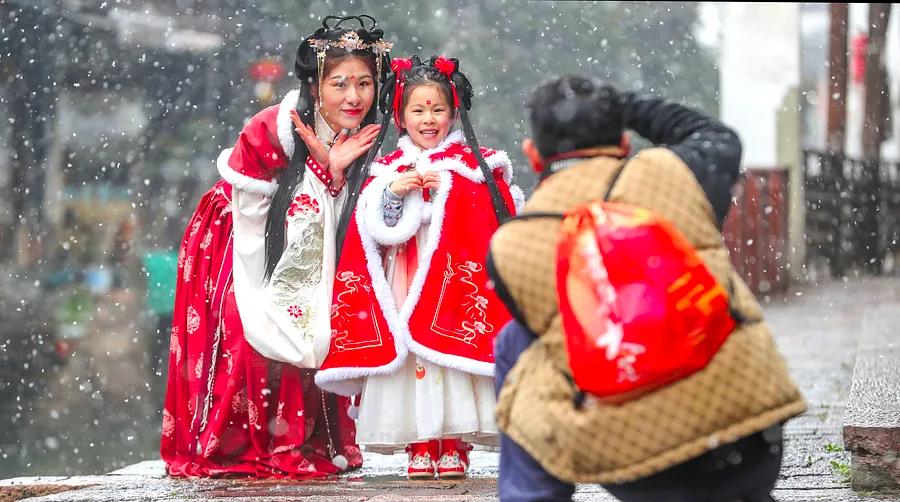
[803, 150, 900, 276]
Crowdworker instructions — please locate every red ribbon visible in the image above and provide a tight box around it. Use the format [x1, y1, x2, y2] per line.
[391, 58, 413, 129]
[433, 56, 460, 109]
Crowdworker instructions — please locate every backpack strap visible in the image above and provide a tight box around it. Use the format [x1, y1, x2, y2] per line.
[489, 161, 631, 332]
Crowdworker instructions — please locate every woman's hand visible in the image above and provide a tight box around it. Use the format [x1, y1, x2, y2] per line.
[291, 110, 329, 169]
[389, 171, 424, 197]
[421, 171, 440, 191]
[328, 124, 381, 182]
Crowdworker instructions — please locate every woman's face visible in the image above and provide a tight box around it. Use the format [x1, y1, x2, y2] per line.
[401, 84, 454, 150]
[318, 57, 375, 133]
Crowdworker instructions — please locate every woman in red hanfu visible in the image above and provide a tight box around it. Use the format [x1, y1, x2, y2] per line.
[315, 56, 525, 480]
[160, 16, 393, 478]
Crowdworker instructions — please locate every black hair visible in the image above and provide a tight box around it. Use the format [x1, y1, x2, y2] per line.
[526, 76, 624, 159]
[263, 16, 387, 280]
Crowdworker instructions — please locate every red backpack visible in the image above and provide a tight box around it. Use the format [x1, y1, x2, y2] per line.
[556, 198, 737, 404]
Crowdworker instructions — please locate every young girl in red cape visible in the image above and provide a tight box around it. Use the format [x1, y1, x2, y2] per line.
[160, 16, 393, 478]
[315, 56, 525, 479]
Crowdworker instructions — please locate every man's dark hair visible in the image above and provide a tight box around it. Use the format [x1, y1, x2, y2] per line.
[526, 76, 624, 159]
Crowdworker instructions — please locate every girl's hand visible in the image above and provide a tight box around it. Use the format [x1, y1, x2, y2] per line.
[421, 171, 440, 191]
[291, 110, 329, 169]
[388, 171, 424, 197]
[328, 124, 381, 180]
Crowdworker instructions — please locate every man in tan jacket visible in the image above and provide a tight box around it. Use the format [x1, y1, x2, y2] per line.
[488, 77, 805, 501]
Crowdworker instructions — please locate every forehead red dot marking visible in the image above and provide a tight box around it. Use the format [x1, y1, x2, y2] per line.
[426, 100, 432, 105]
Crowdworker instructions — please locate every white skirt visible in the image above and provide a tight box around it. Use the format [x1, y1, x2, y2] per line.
[355, 226, 498, 453]
[355, 355, 498, 453]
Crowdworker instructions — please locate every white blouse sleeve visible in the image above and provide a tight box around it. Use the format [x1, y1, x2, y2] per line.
[231, 169, 339, 368]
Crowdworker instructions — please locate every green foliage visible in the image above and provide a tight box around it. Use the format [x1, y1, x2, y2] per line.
[829, 459, 851, 483]
[824, 442, 843, 453]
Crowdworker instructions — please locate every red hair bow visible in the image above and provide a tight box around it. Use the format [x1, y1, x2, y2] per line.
[391, 57, 413, 75]
[433, 56, 460, 109]
[391, 58, 413, 128]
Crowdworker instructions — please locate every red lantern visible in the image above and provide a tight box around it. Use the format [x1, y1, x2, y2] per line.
[248, 58, 286, 83]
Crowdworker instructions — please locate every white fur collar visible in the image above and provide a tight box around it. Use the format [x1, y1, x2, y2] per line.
[275, 89, 301, 160]
[369, 129, 513, 184]
[396, 129, 465, 158]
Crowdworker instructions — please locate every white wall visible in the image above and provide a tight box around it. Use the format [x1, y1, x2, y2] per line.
[720, 3, 800, 168]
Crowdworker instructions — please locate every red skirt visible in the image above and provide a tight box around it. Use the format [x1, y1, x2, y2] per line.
[160, 181, 361, 478]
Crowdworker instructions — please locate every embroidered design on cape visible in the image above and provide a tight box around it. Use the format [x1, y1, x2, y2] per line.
[431, 254, 495, 345]
[331, 271, 385, 351]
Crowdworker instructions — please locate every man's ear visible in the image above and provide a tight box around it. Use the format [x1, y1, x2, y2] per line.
[522, 138, 545, 174]
[620, 133, 631, 157]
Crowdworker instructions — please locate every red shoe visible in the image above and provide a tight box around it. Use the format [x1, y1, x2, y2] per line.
[406, 440, 439, 479]
[437, 439, 471, 479]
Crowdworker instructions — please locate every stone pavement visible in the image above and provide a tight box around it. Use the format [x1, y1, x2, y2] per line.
[2, 277, 900, 501]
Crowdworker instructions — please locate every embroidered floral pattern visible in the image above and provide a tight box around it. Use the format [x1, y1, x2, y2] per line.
[287, 194, 320, 218]
[248, 401, 260, 430]
[271, 211, 323, 340]
[203, 434, 219, 457]
[200, 229, 213, 250]
[272, 444, 298, 455]
[169, 334, 182, 364]
[183, 256, 194, 282]
[194, 353, 204, 379]
[231, 388, 249, 413]
[162, 409, 175, 438]
[186, 305, 200, 335]
[223, 350, 234, 375]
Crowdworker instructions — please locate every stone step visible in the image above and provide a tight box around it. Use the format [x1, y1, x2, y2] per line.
[843, 304, 900, 492]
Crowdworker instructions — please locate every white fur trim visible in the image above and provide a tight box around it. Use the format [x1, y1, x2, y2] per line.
[484, 149, 513, 184]
[314, 375, 366, 397]
[396, 129, 464, 159]
[510, 184, 526, 213]
[276, 89, 301, 160]
[385, 130, 513, 186]
[363, 174, 425, 246]
[216, 148, 277, 195]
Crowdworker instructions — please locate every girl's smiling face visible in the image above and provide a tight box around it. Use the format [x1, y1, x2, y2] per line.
[401, 84, 454, 150]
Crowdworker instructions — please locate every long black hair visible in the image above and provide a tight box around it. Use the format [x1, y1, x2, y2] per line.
[263, 16, 389, 280]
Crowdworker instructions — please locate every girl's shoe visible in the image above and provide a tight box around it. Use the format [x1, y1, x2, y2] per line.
[406, 440, 439, 479]
[437, 439, 471, 479]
